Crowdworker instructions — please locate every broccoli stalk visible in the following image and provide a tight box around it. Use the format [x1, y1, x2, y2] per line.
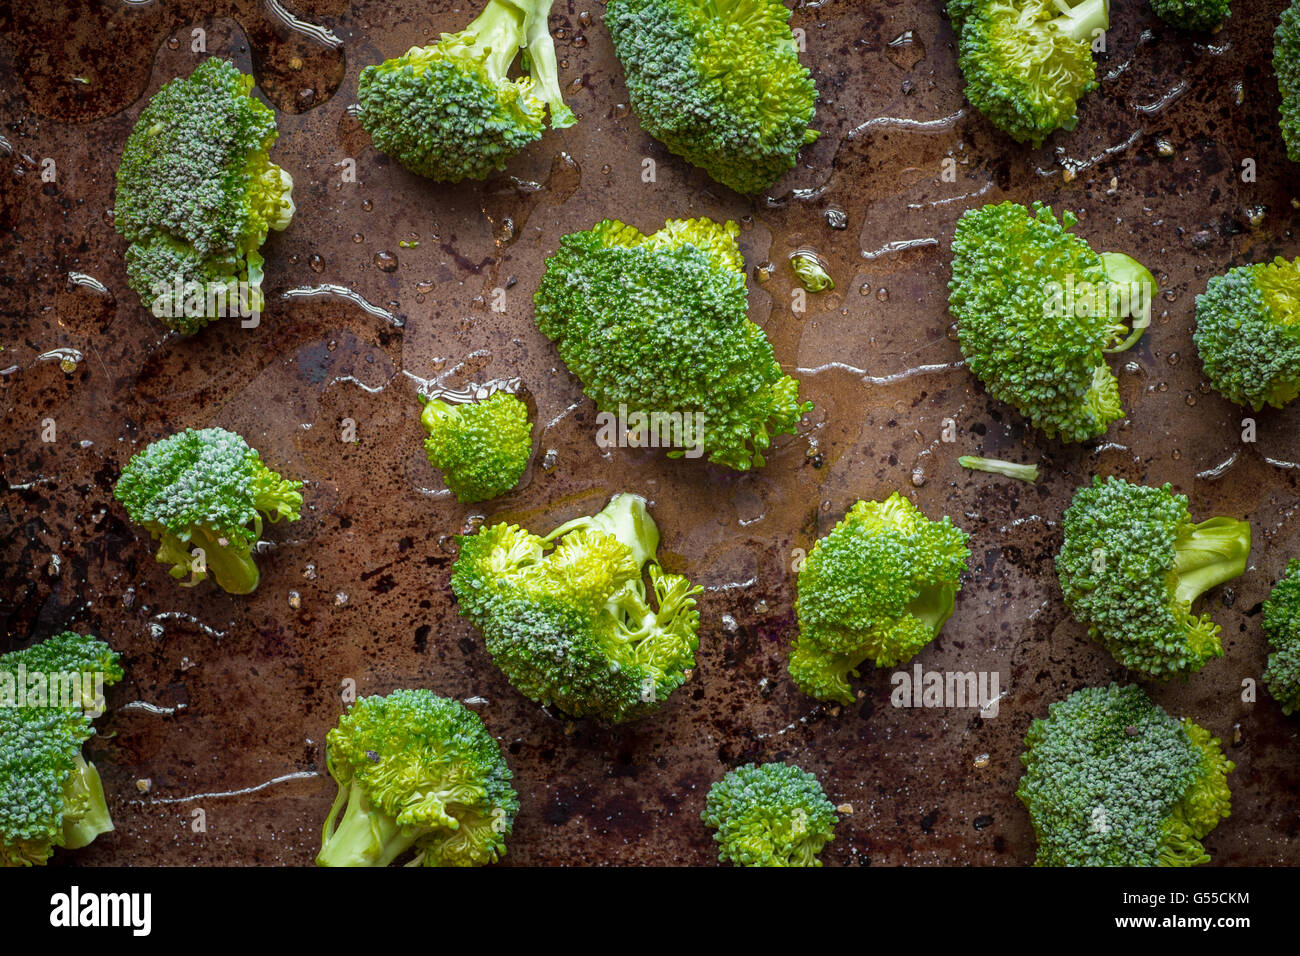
[958, 455, 1040, 482]
[1170, 516, 1254, 611]
[59, 756, 115, 850]
[317, 782, 419, 868]
[544, 491, 659, 571]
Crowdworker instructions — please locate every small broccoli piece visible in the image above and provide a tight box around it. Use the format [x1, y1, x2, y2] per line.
[1, 632, 124, 867]
[115, 59, 294, 333]
[790, 251, 833, 292]
[533, 217, 812, 471]
[958, 455, 1039, 482]
[1193, 257, 1300, 411]
[950, 201, 1157, 442]
[1278, 0, 1300, 162]
[1263, 559, 1300, 715]
[452, 493, 703, 723]
[316, 689, 517, 867]
[420, 391, 532, 503]
[947, 0, 1109, 146]
[357, 0, 575, 182]
[701, 763, 837, 867]
[1018, 683, 1233, 866]
[788, 492, 971, 705]
[1056, 476, 1250, 680]
[114, 427, 303, 595]
[1150, 0, 1230, 31]
[606, 0, 818, 194]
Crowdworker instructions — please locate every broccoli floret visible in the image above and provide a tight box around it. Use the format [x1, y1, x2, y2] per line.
[789, 251, 834, 292]
[1056, 476, 1251, 680]
[115, 58, 294, 334]
[950, 201, 1156, 443]
[451, 493, 703, 723]
[788, 492, 971, 705]
[947, 0, 1109, 146]
[357, 0, 575, 182]
[1278, 0, 1300, 162]
[958, 455, 1039, 482]
[701, 763, 837, 867]
[114, 427, 303, 595]
[1018, 683, 1233, 866]
[1150, 0, 1230, 32]
[420, 391, 532, 503]
[1263, 559, 1300, 715]
[606, 0, 817, 194]
[1, 632, 123, 867]
[316, 689, 518, 867]
[533, 217, 812, 471]
[1193, 257, 1300, 411]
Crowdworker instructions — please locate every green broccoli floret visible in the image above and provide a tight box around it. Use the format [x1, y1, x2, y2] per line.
[1278, 0, 1300, 162]
[788, 492, 971, 705]
[1150, 0, 1230, 32]
[701, 762, 837, 867]
[533, 217, 812, 471]
[357, 0, 575, 182]
[1056, 476, 1251, 680]
[1263, 559, 1300, 715]
[115, 58, 294, 334]
[1193, 257, 1300, 411]
[1, 632, 123, 867]
[1018, 683, 1233, 866]
[114, 427, 303, 595]
[316, 689, 518, 867]
[606, 0, 818, 194]
[950, 201, 1156, 443]
[451, 493, 703, 723]
[958, 455, 1039, 482]
[947, 0, 1109, 146]
[420, 391, 532, 503]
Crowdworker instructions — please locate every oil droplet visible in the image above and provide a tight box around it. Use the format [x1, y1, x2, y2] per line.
[1171, 449, 1181, 460]
[309, 254, 324, 273]
[1185, 395, 1197, 406]
[876, 287, 890, 302]
[566, 77, 583, 95]
[578, 10, 592, 27]
[374, 251, 398, 272]
[59, 356, 78, 373]
[289, 57, 303, 72]
[859, 281, 871, 295]
[973, 753, 990, 769]
[910, 468, 926, 487]
[753, 261, 775, 283]
[1166, 352, 1179, 366]
[573, 35, 587, 48]
[361, 198, 373, 212]
[946, 322, 960, 342]
[601, 163, 611, 175]
[415, 280, 435, 295]
[613, 102, 631, 119]
[288, 590, 301, 609]
[352, 233, 364, 243]
[166, 36, 180, 50]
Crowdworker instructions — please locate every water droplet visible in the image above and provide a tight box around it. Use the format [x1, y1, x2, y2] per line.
[415, 280, 435, 295]
[289, 56, 303, 71]
[973, 753, 990, 769]
[1185, 394, 1197, 406]
[352, 233, 363, 243]
[566, 77, 583, 95]
[876, 287, 890, 302]
[361, 198, 373, 212]
[288, 591, 301, 609]
[600, 163, 611, 175]
[613, 102, 631, 119]
[166, 36, 180, 50]
[573, 35, 587, 48]
[298, 88, 316, 108]
[910, 468, 926, 487]
[334, 592, 349, 606]
[1166, 352, 1179, 366]
[1170, 449, 1181, 460]
[578, 10, 592, 27]
[308, 254, 324, 273]
[824, 207, 848, 230]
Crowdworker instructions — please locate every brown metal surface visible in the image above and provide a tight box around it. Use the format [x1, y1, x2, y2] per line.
[1, 0, 1297, 866]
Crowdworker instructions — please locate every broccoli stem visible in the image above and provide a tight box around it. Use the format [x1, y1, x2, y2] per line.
[60, 756, 115, 850]
[419, 397, 462, 434]
[545, 493, 660, 571]
[1170, 517, 1252, 608]
[1100, 251, 1158, 353]
[465, 0, 531, 79]
[1054, 0, 1110, 44]
[516, 0, 577, 128]
[958, 455, 1040, 482]
[188, 526, 261, 595]
[316, 781, 418, 867]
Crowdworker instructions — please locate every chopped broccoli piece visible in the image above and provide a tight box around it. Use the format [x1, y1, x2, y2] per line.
[316, 689, 518, 867]
[533, 217, 812, 471]
[420, 391, 532, 503]
[606, 0, 818, 194]
[1, 632, 123, 867]
[790, 251, 834, 292]
[1264, 559, 1300, 715]
[1278, 0, 1300, 162]
[1056, 476, 1251, 680]
[788, 492, 971, 705]
[701, 762, 837, 867]
[114, 426, 303, 595]
[949, 201, 1156, 442]
[1150, 0, 1230, 31]
[357, 0, 575, 182]
[115, 58, 294, 334]
[1193, 257, 1300, 411]
[1018, 683, 1233, 866]
[958, 455, 1039, 482]
[947, 0, 1109, 146]
[451, 493, 703, 723]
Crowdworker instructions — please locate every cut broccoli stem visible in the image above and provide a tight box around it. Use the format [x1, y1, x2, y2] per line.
[1170, 517, 1252, 608]
[1101, 252, 1158, 353]
[317, 781, 418, 867]
[518, 0, 577, 128]
[60, 756, 114, 850]
[958, 455, 1040, 482]
[466, 0, 530, 78]
[419, 396, 460, 433]
[1056, 0, 1110, 44]
[545, 493, 659, 572]
[187, 525, 260, 595]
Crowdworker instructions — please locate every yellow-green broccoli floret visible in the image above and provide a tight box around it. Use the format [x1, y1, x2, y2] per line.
[788, 492, 971, 705]
[701, 762, 837, 867]
[1, 632, 123, 867]
[1150, 0, 1230, 32]
[1056, 476, 1251, 681]
[1264, 559, 1300, 715]
[451, 493, 703, 724]
[1278, 0, 1300, 162]
[357, 0, 575, 182]
[316, 689, 518, 867]
[114, 59, 294, 334]
[420, 391, 532, 503]
[1018, 683, 1233, 866]
[113, 427, 303, 595]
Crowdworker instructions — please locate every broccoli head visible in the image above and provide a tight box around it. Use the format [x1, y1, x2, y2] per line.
[316, 689, 518, 867]
[533, 217, 812, 471]
[1193, 257, 1300, 411]
[950, 201, 1156, 443]
[357, 0, 575, 182]
[115, 58, 294, 334]
[947, 0, 1109, 146]
[1278, 0, 1300, 162]
[1263, 559, 1300, 715]
[1, 632, 123, 867]
[1056, 476, 1250, 680]
[606, 0, 818, 194]
[1150, 0, 1230, 32]
[1018, 683, 1233, 866]
[701, 762, 837, 867]
[420, 390, 532, 503]
[788, 492, 971, 705]
[114, 426, 303, 595]
[451, 493, 703, 723]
